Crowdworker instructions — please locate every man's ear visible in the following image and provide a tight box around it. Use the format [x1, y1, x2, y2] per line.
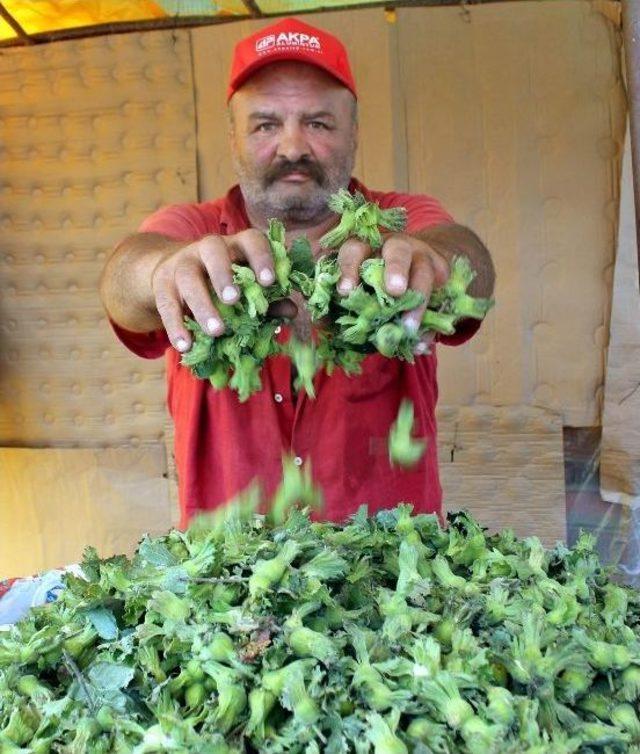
[350, 96, 359, 148]
[227, 106, 236, 138]
[351, 118, 359, 155]
[227, 107, 241, 161]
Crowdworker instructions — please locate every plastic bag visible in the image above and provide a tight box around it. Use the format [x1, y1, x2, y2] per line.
[0, 565, 82, 628]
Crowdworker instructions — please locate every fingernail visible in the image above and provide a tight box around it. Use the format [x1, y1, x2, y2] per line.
[259, 268, 275, 285]
[207, 318, 223, 336]
[222, 285, 238, 303]
[388, 273, 406, 291]
[414, 341, 429, 356]
[176, 337, 189, 353]
[403, 316, 419, 333]
[338, 278, 354, 295]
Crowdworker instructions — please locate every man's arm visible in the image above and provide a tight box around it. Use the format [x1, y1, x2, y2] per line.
[412, 223, 496, 299]
[335, 222, 495, 335]
[100, 232, 181, 334]
[100, 229, 279, 352]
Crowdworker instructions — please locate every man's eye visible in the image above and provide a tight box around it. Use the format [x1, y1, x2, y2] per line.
[256, 122, 276, 132]
[309, 121, 329, 130]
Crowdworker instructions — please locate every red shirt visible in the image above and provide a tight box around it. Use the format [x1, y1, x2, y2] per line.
[111, 179, 480, 527]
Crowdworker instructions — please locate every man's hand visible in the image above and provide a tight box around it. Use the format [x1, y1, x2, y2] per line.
[151, 229, 284, 352]
[334, 232, 450, 350]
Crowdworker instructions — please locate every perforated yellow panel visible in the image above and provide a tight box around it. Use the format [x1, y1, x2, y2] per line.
[0, 30, 197, 447]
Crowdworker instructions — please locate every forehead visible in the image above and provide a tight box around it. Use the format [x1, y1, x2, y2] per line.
[230, 61, 354, 118]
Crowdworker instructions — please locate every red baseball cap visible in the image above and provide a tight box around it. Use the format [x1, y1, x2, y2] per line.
[227, 17, 357, 102]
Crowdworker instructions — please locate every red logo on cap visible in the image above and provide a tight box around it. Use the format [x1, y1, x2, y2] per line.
[256, 34, 276, 52]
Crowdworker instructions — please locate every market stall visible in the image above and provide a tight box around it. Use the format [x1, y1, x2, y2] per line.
[1, 0, 639, 750]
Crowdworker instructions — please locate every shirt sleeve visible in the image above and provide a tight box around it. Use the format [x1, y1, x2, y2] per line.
[109, 204, 214, 359]
[404, 195, 454, 232]
[139, 203, 214, 242]
[375, 191, 484, 348]
[109, 319, 170, 360]
[375, 192, 454, 232]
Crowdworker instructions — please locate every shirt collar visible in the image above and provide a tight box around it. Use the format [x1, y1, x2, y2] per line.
[218, 184, 251, 235]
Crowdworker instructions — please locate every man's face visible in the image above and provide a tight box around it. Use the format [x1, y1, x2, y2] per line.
[229, 61, 358, 225]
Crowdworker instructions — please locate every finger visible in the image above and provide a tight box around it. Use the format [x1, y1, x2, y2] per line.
[381, 236, 412, 296]
[337, 238, 370, 295]
[409, 253, 437, 302]
[174, 263, 225, 337]
[198, 235, 240, 305]
[402, 255, 436, 333]
[428, 247, 451, 288]
[268, 298, 298, 319]
[428, 248, 450, 288]
[232, 228, 276, 286]
[152, 275, 192, 352]
[413, 332, 435, 356]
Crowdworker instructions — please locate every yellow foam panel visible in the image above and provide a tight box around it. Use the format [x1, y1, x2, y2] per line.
[0, 30, 197, 447]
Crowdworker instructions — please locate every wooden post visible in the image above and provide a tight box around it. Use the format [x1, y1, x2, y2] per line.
[622, 0, 640, 290]
[0, 2, 33, 44]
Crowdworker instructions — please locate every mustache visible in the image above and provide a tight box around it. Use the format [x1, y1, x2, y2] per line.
[264, 158, 326, 186]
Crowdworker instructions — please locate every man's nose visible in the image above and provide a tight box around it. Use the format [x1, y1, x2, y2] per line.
[277, 125, 311, 162]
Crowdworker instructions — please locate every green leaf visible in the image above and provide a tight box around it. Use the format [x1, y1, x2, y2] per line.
[137, 537, 179, 568]
[290, 236, 316, 277]
[87, 607, 118, 641]
[87, 662, 135, 692]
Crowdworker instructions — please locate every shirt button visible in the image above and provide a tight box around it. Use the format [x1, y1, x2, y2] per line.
[293, 456, 303, 467]
[274, 393, 283, 403]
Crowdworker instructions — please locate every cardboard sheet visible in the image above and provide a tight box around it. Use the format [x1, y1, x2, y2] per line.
[0, 447, 172, 578]
[600, 122, 640, 504]
[0, 4, 627, 554]
[193, 2, 625, 427]
[438, 405, 566, 546]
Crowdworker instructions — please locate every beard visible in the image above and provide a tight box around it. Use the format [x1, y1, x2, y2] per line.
[233, 149, 355, 225]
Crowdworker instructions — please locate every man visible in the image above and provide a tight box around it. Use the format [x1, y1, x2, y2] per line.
[100, 17, 495, 527]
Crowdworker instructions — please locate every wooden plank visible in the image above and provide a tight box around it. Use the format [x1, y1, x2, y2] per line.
[622, 0, 640, 279]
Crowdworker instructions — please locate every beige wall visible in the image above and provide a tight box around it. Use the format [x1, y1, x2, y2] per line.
[399, 2, 624, 425]
[0, 2, 627, 570]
